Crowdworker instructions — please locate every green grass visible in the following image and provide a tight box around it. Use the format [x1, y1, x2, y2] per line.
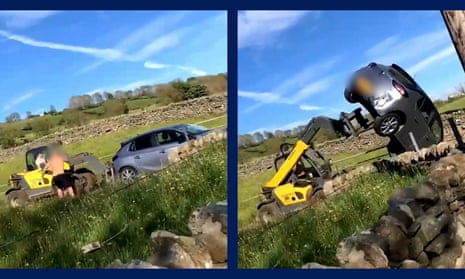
[238, 170, 426, 268]
[0, 142, 226, 268]
[238, 171, 273, 227]
[0, 114, 226, 195]
[437, 96, 465, 113]
[237, 148, 388, 228]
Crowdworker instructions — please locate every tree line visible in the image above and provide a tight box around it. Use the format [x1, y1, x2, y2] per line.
[0, 74, 227, 149]
[238, 126, 308, 148]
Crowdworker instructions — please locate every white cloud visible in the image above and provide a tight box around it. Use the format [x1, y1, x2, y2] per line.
[0, 11, 59, 28]
[365, 29, 451, 66]
[299, 105, 324, 111]
[249, 119, 309, 135]
[78, 12, 194, 73]
[0, 30, 124, 60]
[237, 90, 280, 103]
[144, 61, 208, 76]
[407, 46, 456, 75]
[3, 89, 42, 111]
[239, 57, 340, 113]
[238, 11, 315, 48]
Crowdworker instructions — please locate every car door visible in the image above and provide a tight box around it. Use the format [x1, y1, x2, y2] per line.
[130, 132, 161, 174]
[153, 129, 188, 169]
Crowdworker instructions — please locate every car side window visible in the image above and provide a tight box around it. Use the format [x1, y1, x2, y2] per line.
[130, 133, 157, 151]
[155, 130, 186, 145]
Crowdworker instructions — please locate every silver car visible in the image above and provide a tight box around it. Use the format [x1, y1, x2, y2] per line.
[344, 62, 443, 154]
[344, 63, 440, 136]
[112, 124, 214, 183]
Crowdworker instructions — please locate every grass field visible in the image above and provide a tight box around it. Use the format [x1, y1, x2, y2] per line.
[0, 114, 226, 197]
[238, 170, 426, 268]
[0, 142, 226, 268]
[438, 96, 465, 113]
[238, 147, 388, 227]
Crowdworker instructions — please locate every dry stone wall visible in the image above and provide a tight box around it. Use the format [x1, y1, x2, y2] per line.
[108, 201, 227, 269]
[239, 110, 465, 176]
[0, 94, 227, 162]
[304, 152, 465, 269]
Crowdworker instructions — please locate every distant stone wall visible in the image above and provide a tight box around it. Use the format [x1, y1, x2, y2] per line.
[0, 94, 227, 161]
[238, 110, 465, 176]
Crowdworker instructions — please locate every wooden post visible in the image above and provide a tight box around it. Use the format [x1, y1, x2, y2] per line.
[441, 10, 465, 73]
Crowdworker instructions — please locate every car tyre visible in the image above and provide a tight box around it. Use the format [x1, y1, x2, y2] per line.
[119, 167, 138, 184]
[374, 113, 401, 137]
[7, 190, 28, 208]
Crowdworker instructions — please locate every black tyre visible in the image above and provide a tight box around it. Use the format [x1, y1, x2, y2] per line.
[374, 113, 401, 137]
[7, 190, 28, 208]
[257, 202, 280, 225]
[119, 167, 138, 184]
[75, 172, 97, 194]
[344, 89, 358, 104]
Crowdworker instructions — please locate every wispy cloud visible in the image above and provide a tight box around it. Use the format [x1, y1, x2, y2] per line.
[3, 89, 42, 111]
[365, 29, 451, 67]
[0, 13, 190, 72]
[238, 11, 316, 48]
[79, 12, 191, 73]
[0, 30, 124, 60]
[144, 61, 208, 76]
[248, 119, 310, 135]
[239, 57, 340, 113]
[407, 45, 456, 75]
[0, 11, 59, 28]
[299, 105, 324, 111]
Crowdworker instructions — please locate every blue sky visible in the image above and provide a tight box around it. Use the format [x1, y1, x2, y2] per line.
[0, 11, 226, 121]
[238, 11, 465, 135]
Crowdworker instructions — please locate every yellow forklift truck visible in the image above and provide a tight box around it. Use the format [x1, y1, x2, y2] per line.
[256, 62, 444, 224]
[5, 144, 114, 208]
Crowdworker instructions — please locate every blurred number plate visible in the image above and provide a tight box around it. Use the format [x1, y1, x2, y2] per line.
[355, 77, 373, 96]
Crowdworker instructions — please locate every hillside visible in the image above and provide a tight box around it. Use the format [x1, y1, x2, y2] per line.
[0, 142, 226, 268]
[0, 73, 227, 149]
[238, 95, 465, 164]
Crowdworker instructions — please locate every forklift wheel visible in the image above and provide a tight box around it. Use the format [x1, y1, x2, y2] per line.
[7, 190, 28, 208]
[374, 113, 401, 137]
[308, 187, 325, 206]
[257, 202, 280, 225]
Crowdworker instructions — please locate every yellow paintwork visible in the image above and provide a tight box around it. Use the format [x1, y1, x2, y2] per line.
[262, 139, 315, 207]
[273, 182, 313, 206]
[265, 140, 309, 188]
[10, 161, 72, 190]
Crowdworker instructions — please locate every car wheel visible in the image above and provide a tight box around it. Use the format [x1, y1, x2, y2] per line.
[7, 190, 28, 208]
[374, 113, 401, 137]
[257, 201, 280, 225]
[344, 89, 358, 103]
[119, 167, 138, 184]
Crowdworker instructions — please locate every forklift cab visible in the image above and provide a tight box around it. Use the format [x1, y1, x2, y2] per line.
[25, 146, 72, 172]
